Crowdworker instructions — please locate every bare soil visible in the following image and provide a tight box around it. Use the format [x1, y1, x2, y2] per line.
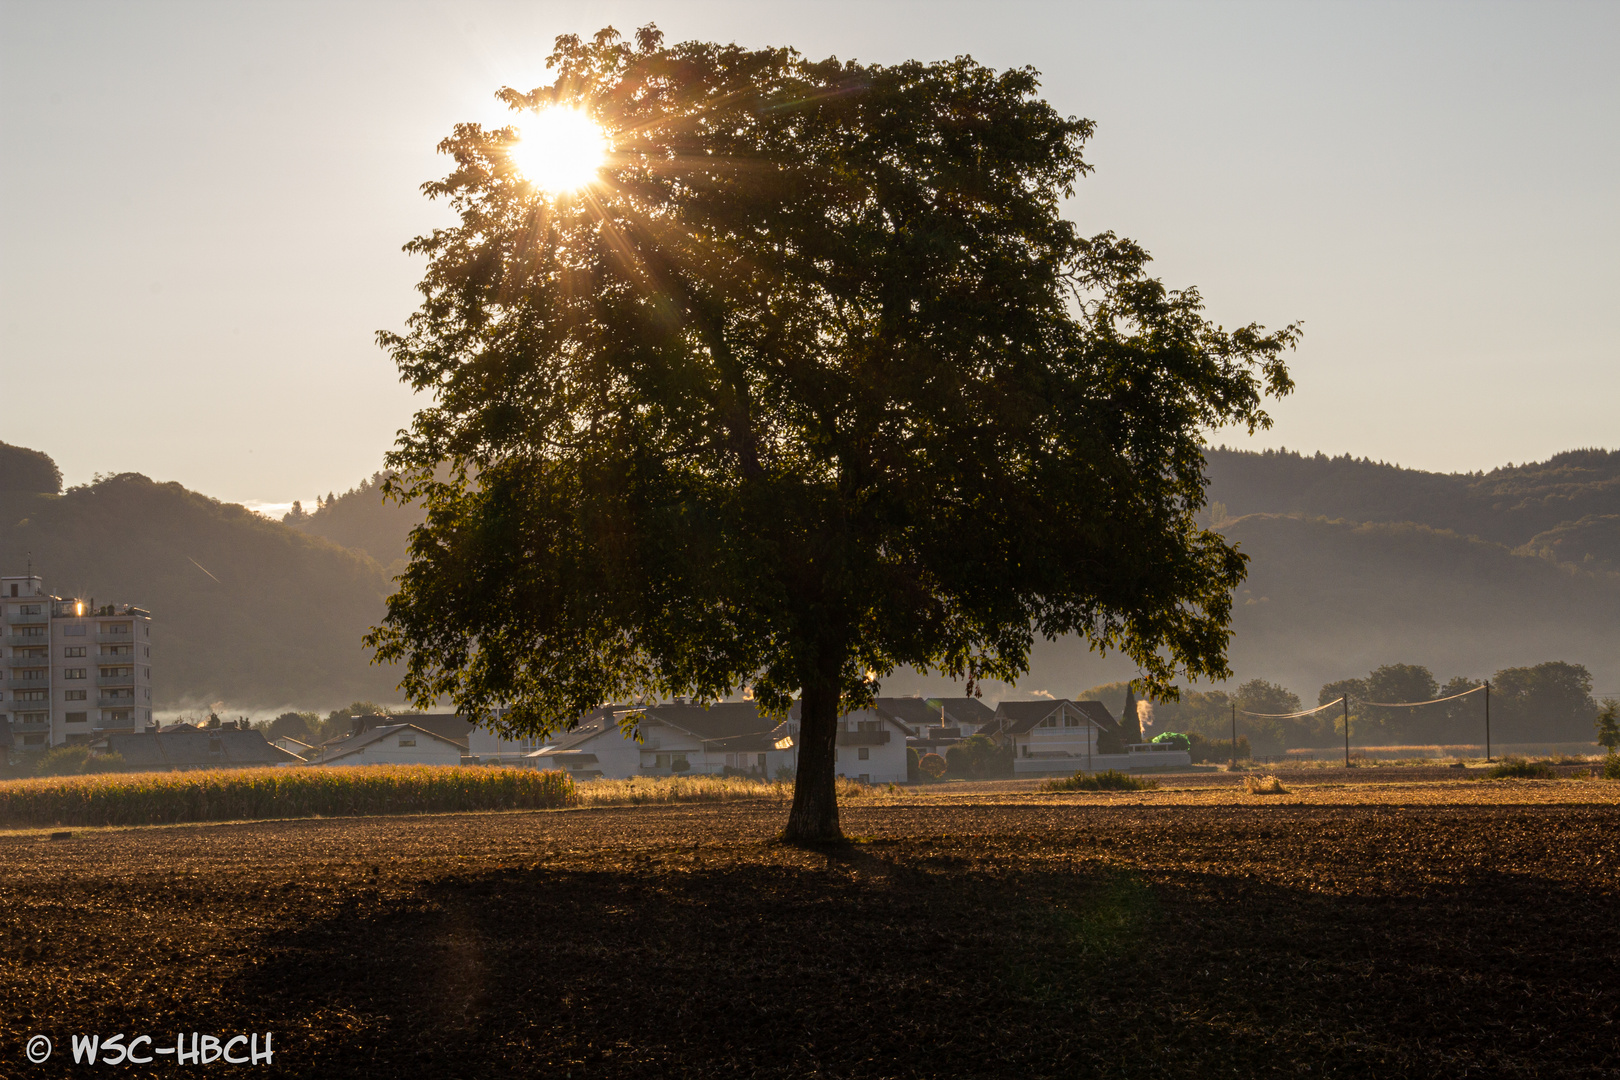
[2, 795, 1616, 1078]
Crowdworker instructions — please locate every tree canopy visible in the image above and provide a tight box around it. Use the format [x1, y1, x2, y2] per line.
[369, 26, 1298, 839]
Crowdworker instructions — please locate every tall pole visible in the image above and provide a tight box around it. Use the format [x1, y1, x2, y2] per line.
[1230, 702, 1237, 768]
[1343, 696, 1350, 768]
[1485, 681, 1491, 763]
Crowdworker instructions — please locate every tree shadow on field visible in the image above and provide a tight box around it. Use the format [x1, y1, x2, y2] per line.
[228, 853, 1620, 1080]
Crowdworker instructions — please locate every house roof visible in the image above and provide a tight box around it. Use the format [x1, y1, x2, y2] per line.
[354, 712, 476, 750]
[872, 696, 992, 734]
[787, 701, 919, 738]
[982, 699, 1121, 736]
[316, 723, 466, 764]
[94, 728, 303, 769]
[641, 701, 784, 752]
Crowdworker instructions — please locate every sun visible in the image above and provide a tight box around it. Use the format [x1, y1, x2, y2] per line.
[508, 108, 609, 193]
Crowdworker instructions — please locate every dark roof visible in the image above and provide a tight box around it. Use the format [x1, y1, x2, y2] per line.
[872, 698, 946, 732]
[933, 697, 996, 727]
[357, 713, 475, 749]
[94, 728, 302, 769]
[641, 702, 782, 750]
[317, 723, 466, 764]
[984, 699, 1121, 736]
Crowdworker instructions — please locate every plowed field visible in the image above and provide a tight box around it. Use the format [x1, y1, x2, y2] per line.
[2, 792, 1617, 1077]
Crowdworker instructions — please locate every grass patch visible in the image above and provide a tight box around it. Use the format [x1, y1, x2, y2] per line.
[1243, 774, 1290, 795]
[1485, 757, 1558, 780]
[1044, 769, 1159, 792]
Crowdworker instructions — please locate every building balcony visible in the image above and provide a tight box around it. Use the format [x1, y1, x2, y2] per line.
[836, 729, 891, 747]
[5, 617, 48, 628]
[11, 719, 51, 733]
[5, 653, 51, 667]
[95, 632, 136, 645]
[5, 634, 49, 647]
[97, 695, 136, 708]
[6, 676, 50, 690]
[96, 673, 135, 687]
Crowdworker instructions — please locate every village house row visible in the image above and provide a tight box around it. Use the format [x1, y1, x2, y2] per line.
[2, 573, 1188, 775]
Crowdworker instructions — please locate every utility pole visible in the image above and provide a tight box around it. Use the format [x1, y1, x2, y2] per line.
[1343, 696, 1350, 768]
[1230, 702, 1237, 768]
[1485, 681, 1491, 763]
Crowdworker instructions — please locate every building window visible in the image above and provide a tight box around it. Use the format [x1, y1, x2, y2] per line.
[66, 712, 87, 723]
[63, 668, 86, 680]
[14, 690, 47, 702]
[144, 646, 150, 656]
[1064, 714, 1080, 727]
[64, 646, 86, 658]
[654, 753, 670, 769]
[22, 734, 45, 746]
[64, 690, 86, 701]
[398, 736, 416, 747]
[63, 625, 86, 637]
[858, 747, 870, 760]
[1039, 716, 1057, 728]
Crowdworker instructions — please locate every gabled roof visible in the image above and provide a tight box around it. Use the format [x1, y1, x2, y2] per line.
[641, 701, 783, 752]
[787, 701, 918, 738]
[316, 723, 466, 764]
[94, 728, 302, 769]
[982, 699, 1121, 736]
[354, 712, 475, 749]
[872, 696, 993, 734]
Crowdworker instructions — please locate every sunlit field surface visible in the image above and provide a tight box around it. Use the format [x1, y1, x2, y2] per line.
[1, 766, 1615, 831]
[1, 772, 1615, 1077]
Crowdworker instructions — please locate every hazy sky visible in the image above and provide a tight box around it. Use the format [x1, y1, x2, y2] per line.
[3, 1, 1615, 511]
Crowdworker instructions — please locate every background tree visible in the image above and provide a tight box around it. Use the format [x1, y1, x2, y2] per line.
[369, 26, 1297, 841]
[1490, 661, 1597, 742]
[1360, 663, 1439, 743]
[1119, 682, 1141, 744]
[1234, 679, 1303, 756]
[1594, 698, 1618, 754]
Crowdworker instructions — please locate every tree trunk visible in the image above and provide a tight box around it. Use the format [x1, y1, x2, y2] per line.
[783, 673, 844, 843]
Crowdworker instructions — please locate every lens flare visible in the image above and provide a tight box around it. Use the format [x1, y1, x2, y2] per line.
[508, 108, 609, 193]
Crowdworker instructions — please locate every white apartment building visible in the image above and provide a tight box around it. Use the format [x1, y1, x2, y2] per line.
[3, 573, 154, 754]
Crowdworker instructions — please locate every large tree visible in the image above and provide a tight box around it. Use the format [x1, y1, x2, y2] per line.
[368, 26, 1298, 841]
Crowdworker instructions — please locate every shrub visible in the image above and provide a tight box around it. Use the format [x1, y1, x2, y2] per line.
[918, 753, 947, 780]
[33, 746, 91, 777]
[1186, 731, 1252, 763]
[1486, 757, 1557, 780]
[1603, 754, 1620, 780]
[1242, 774, 1289, 795]
[1151, 732, 1190, 751]
[85, 752, 126, 774]
[944, 734, 1013, 779]
[1045, 769, 1158, 792]
[906, 747, 921, 783]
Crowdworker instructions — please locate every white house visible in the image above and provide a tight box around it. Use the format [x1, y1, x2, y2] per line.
[313, 723, 465, 767]
[977, 698, 1189, 775]
[464, 699, 913, 784]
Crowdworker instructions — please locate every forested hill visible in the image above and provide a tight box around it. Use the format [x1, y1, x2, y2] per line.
[1204, 447, 1620, 567]
[284, 472, 417, 570]
[0, 471, 398, 709]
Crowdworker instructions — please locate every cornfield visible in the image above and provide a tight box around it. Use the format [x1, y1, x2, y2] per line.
[0, 765, 577, 828]
[576, 774, 871, 807]
[0, 768, 879, 829]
